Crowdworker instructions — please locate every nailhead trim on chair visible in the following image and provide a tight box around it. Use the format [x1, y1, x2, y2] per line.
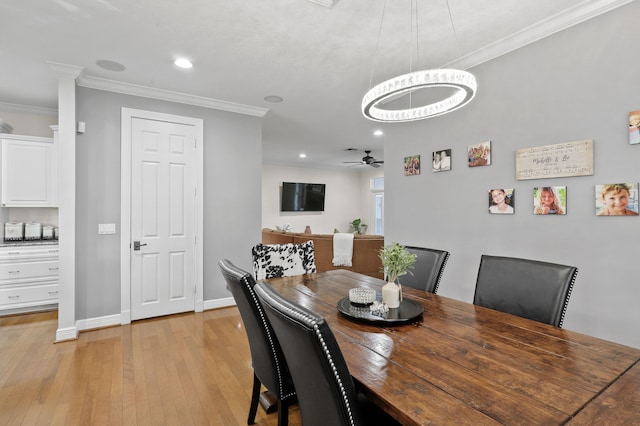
[433, 251, 450, 294]
[238, 273, 296, 401]
[558, 268, 578, 328]
[260, 287, 356, 426]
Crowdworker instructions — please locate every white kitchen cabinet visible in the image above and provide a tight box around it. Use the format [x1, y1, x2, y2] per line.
[1, 133, 58, 207]
[0, 244, 59, 313]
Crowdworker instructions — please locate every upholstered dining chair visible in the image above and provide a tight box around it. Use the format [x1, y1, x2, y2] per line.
[252, 241, 316, 280]
[400, 246, 450, 293]
[218, 259, 296, 426]
[254, 281, 400, 426]
[473, 255, 578, 327]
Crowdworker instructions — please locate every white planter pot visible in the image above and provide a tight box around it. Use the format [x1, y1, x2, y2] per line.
[382, 281, 401, 308]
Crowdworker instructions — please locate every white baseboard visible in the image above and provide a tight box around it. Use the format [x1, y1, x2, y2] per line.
[203, 297, 236, 310]
[71, 297, 237, 334]
[55, 326, 78, 342]
[76, 313, 122, 332]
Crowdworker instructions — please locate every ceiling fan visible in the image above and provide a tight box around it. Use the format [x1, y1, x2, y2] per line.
[343, 150, 384, 168]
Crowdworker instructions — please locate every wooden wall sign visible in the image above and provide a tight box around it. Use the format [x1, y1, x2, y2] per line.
[515, 139, 593, 180]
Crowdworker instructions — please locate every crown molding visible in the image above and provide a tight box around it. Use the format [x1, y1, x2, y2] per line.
[444, 0, 634, 69]
[47, 61, 84, 79]
[0, 101, 58, 116]
[77, 74, 269, 118]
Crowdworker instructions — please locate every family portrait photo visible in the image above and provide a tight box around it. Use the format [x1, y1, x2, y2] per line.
[534, 186, 567, 215]
[630, 110, 640, 145]
[595, 183, 639, 216]
[404, 155, 421, 176]
[432, 149, 451, 172]
[469, 141, 491, 167]
[488, 188, 514, 214]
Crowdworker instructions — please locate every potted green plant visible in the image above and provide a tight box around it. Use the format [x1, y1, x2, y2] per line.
[379, 243, 416, 308]
[351, 218, 367, 235]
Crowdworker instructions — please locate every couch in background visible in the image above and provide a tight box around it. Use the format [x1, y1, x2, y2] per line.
[261, 228, 384, 279]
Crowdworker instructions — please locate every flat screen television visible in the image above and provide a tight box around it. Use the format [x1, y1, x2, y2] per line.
[281, 182, 326, 212]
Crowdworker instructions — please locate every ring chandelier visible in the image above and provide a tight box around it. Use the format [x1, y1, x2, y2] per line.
[362, 68, 477, 122]
[361, 0, 476, 123]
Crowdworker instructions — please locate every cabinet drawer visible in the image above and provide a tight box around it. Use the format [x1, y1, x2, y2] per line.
[0, 283, 59, 307]
[0, 260, 59, 280]
[0, 247, 59, 261]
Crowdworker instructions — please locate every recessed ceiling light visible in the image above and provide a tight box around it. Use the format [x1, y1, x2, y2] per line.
[264, 95, 284, 103]
[174, 58, 193, 69]
[96, 59, 126, 72]
[299, 153, 307, 158]
[374, 130, 384, 136]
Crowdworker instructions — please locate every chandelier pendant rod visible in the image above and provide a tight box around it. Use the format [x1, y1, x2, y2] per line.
[445, 0, 465, 70]
[368, 0, 389, 91]
[409, 0, 414, 109]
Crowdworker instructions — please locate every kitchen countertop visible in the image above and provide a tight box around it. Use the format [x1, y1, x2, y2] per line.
[0, 240, 59, 247]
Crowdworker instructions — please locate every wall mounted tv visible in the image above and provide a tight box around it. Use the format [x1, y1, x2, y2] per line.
[281, 182, 326, 212]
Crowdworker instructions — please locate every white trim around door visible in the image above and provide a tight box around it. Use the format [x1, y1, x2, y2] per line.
[120, 108, 203, 324]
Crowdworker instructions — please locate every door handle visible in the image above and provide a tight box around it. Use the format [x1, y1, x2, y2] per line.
[133, 241, 148, 251]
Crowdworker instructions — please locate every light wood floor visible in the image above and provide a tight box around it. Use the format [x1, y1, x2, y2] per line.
[0, 307, 302, 426]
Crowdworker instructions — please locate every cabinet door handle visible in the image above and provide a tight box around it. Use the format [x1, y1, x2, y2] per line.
[49, 250, 59, 253]
[48, 291, 58, 295]
[7, 251, 20, 255]
[8, 295, 20, 299]
[49, 267, 59, 271]
[8, 270, 20, 274]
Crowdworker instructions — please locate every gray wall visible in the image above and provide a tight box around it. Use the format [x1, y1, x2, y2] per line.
[384, 1, 640, 348]
[75, 87, 262, 319]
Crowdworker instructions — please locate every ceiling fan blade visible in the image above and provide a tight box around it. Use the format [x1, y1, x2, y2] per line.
[343, 149, 382, 167]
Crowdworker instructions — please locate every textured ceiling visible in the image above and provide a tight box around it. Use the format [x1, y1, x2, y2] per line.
[0, 0, 631, 169]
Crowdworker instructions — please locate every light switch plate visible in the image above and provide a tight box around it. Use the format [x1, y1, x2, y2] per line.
[98, 223, 116, 235]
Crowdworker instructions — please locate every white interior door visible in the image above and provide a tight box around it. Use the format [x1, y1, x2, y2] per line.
[130, 117, 196, 320]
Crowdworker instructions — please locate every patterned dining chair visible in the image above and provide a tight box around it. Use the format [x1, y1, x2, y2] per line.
[251, 241, 316, 280]
[473, 255, 578, 327]
[254, 281, 400, 426]
[400, 246, 450, 293]
[218, 259, 296, 426]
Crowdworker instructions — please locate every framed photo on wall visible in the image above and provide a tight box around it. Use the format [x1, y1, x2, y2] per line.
[595, 183, 639, 216]
[534, 186, 567, 215]
[404, 155, 420, 176]
[469, 141, 491, 167]
[432, 149, 451, 172]
[630, 110, 640, 145]
[488, 188, 514, 214]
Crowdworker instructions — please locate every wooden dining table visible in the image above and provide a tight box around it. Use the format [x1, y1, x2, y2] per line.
[264, 270, 640, 425]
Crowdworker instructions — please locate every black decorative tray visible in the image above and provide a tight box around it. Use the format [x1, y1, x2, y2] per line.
[336, 297, 424, 325]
